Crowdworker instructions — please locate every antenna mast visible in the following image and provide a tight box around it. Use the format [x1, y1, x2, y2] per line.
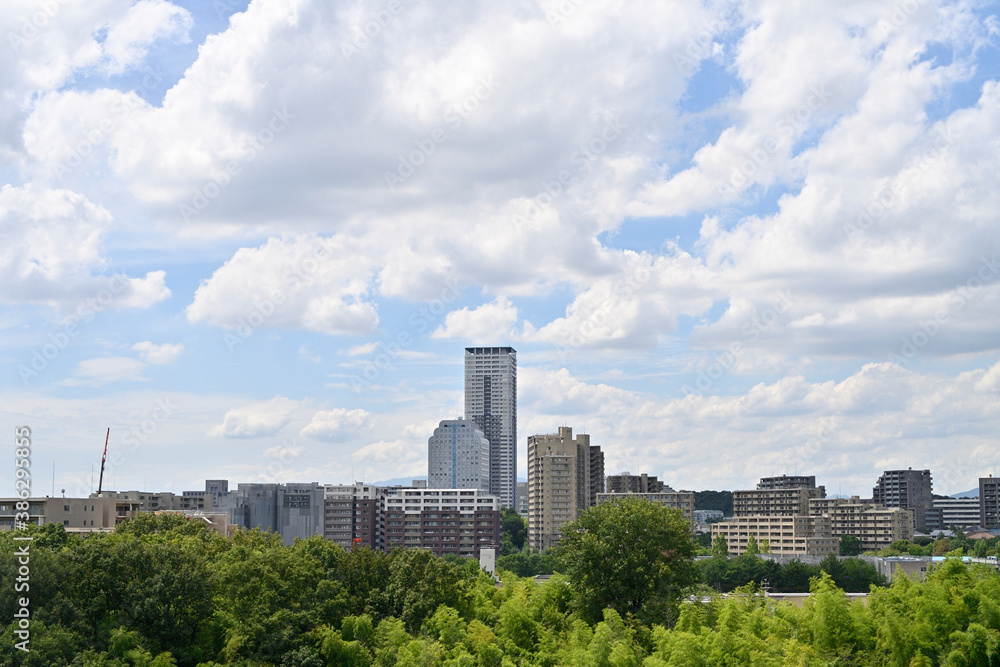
[97, 428, 109, 495]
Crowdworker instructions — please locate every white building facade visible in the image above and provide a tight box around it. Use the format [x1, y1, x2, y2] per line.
[428, 419, 490, 492]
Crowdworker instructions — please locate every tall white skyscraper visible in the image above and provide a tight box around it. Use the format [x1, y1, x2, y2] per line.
[427, 418, 490, 491]
[464, 346, 517, 508]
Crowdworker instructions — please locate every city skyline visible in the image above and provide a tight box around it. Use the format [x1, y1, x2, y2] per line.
[2, 1, 1000, 499]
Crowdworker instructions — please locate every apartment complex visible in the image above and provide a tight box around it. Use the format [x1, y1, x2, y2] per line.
[596, 491, 695, 523]
[872, 469, 933, 530]
[733, 487, 825, 517]
[981, 476, 1000, 529]
[464, 347, 517, 508]
[383, 487, 500, 558]
[928, 498, 982, 530]
[324, 483, 386, 551]
[606, 473, 667, 494]
[711, 515, 838, 556]
[527, 427, 603, 550]
[808, 497, 913, 551]
[427, 418, 490, 492]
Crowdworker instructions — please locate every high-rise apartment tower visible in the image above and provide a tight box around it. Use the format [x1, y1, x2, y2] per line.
[464, 347, 517, 508]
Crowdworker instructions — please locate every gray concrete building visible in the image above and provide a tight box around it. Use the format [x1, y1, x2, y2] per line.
[757, 475, 825, 496]
[427, 418, 490, 492]
[872, 469, 933, 530]
[220, 482, 324, 545]
[464, 347, 517, 508]
[981, 476, 1000, 529]
[596, 491, 695, 523]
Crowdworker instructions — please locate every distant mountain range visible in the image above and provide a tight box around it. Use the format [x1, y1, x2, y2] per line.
[950, 488, 980, 499]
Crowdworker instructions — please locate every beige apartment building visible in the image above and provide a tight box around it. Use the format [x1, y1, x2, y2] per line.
[0, 495, 140, 533]
[710, 515, 838, 556]
[527, 427, 603, 551]
[596, 492, 695, 524]
[808, 496, 913, 551]
[733, 487, 826, 517]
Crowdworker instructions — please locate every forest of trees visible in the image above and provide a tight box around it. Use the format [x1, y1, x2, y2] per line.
[3, 499, 1000, 666]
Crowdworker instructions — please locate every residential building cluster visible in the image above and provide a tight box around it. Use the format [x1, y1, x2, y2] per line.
[4, 347, 999, 561]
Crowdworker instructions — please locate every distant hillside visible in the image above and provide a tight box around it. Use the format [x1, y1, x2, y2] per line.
[950, 488, 980, 499]
[690, 490, 734, 515]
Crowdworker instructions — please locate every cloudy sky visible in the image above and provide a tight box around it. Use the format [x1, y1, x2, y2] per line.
[2, 0, 999, 499]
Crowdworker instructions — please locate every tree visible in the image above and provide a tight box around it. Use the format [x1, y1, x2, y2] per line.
[745, 534, 759, 556]
[711, 535, 729, 558]
[554, 497, 698, 624]
[839, 535, 863, 557]
[501, 508, 527, 553]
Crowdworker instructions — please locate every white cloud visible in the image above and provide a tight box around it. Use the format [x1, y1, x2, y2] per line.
[0, 184, 171, 309]
[186, 236, 379, 336]
[132, 341, 184, 364]
[101, 0, 193, 75]
[300, 408, 372, 442]
[209, 396, 299, 438]
[63, 357, 147, 387]
[432, 297, 518, 340]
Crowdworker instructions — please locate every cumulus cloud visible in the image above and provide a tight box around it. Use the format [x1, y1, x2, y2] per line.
[209, 397, 299, 438]
[0, 185, 171, 309]
[300, 408, 372, 441]
[186, 236, 379, 336]
[101, 0, 193, 75]
[432, 297, 518, 340]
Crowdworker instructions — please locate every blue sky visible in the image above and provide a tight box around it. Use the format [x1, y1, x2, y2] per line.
[2, 0, 1000, 499]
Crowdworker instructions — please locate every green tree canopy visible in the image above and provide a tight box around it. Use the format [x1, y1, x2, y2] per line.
[839, 534, 863, 557]
[553, 497, 698, 624]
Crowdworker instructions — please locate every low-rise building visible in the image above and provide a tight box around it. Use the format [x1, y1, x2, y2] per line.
[808, 496, 913, 551]
[0, 495, 138, 533]
[931, 497, 982, 530]
[710, 515, 838, 556]
[596, 492, 695, 523]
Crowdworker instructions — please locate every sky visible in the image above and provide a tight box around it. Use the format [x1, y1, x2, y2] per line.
[2, 0, 1000, 499]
